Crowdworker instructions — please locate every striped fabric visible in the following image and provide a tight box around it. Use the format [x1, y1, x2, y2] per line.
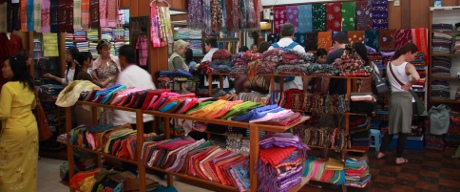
[81, 0, 90, 30]
[99, 0, 107, 27]
[107, 0, 117, 27]
[33, 0, 42, 32]
[20, 0, 27, 31]
[90, 0, 99, 28]
[41, 0, 50, 33]
[73, 0, 82, 31]
[27, 0, 33, 31]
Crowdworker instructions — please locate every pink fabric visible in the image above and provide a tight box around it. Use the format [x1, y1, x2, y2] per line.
[107, 0, 117, 27]
[82, 0, 91, 30]
[150, 5, 161, 47]
[99, 0, 107, 27]
[286, 6, 299, 32]
[41, 0, 51, 33]
[273, 6, 286, 34]
[326, 3, 341, 31]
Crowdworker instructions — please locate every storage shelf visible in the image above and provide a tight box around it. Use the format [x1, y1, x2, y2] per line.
[430, 99, 460, 104]
[432, 53, 460, 57]
[431, 76, 460, 81]
[308, 145, 368, 153]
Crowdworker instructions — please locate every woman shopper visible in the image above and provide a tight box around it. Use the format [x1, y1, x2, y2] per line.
[168, 40, 189, 71]
[91, 39, 121, 87]
[353, 42, 380, 92]
[76, 52, 113, 88]
[44, 47, 81, 85]
[0, 56, 38, 191]
[377, 43, 420, 165]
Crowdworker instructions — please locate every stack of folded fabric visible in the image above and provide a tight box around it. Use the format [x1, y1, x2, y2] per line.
[431, 80, 450, 99]
[229, 51, 262, 76]
[349, 116, 371, 147]
[73, 30, 87, 40]
[87, 29, 99, 41]
[432, 32, 453, 54]
[425, 133, 445, 150]
[75, 41, 89, 53]
[124, 29, 130, 42]
[275, 50, 314, 76]
[432, 23, 454, 31]
[210, 49, 233, 73]
[101, 28, 114, 40]
[39, 84, 64, 95]
[445, 115, 460, 148]
[174, 28, 191, 39]
[237, 91, 270, 104]
[368, 52, 383, 69]
[411, 52, 426, 67]
[89, 42, 99, 58]
[455, 34, 460, 54]
[432, 57, 452, 76]
[304, 63, 341, 76]
[332, 47, 373, 77]
[344, 155, 371, 188]
[303, 156, 345, 185]
[258, 48, 284, 74]
[302, 127, 347, 149]
[189, 40, 203, 55]
[271, 89, 349, 114]
[257, 133, 309, 192]
[65, 41, 75, 49]
[231, 104, 302, 126]
[456, 87, 460, 101]
[350, 93, 376, 116]
[65, 33, 74, 41]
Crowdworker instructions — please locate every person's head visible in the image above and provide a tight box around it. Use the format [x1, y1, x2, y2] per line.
[391, 42, 419, 62]
[2, 56, 34, 91]
[239, 46, 249, 53]
[316, 48, 328, 64]
[16, 49, 33, 66]
[97, 39, 112, 58]
[185, 48, 194, 64]
[66, 47, 80, 64]
[118, 45, 136, 69]
[353, 42, 370, 66]
[332, 32, 349, 50]
[281, 23, 295, 37]
[174, 40, 189, 57]
[77, 52, 93, 69]
[258, 41, 270, 53]
[204, 37, 217, 52]
[250, 44, 258, 52]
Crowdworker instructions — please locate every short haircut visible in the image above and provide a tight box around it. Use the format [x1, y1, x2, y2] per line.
[174, 40, 189, 52]
[281, 23, 295, 37]
[258, 41, 271, 53]
[316, 48, 328, 57]
[333, 32, 349, 44]
[204, 37, 217, 48]
[238, 46, 249, 52]
[118, 45, 136, 64]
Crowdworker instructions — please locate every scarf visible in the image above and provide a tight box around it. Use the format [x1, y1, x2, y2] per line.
[317, 31, 332, 51]
[6, 2, 20, 32]
[312, 4, 326, 32]
[20, 0, 27, 31]
[411, 28, 429, 64]
[305, 32, 318, 51]
[58, 0, 66, 32]
[99, 0, 107, 27]
[0, 3, 6, 32]
[286, 6, 299, 32]
[41, 0, 50, 33]
[150, 5, 161, 47]
[211, 0, 222, 31]
[66, 0, 74, 33]
[247, 0, 257, 29]
[107, 0, 117, 27]
[159, 6, 173, 44]
[326, 3, 341, 32]
[73, 0, 82, 31]
[364, 30, 379, 51]
[187, 0, 203, 29]
[356, 1, 372, 30]
[202, 0, 211, 35]
[33, 0, 42, 32]
[379, 29, 396, 51]
[50, 0, 58, 32]
[224, 0, 232, 30]
[341, 2, 356, 31]
[238, 0, 248, 29]
[348, 30, 364, 44]
[297, 5, 312, 33]
[371, 0, 388, 30]
[273, 6, 286, 34]
[220, 0, 226, 29]
[395, 29, 413, 49]
[81, 0, 90, 30]
[90, 0, 99, 28]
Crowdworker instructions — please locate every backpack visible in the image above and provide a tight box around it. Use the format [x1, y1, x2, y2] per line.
[272, 42, 299, 83]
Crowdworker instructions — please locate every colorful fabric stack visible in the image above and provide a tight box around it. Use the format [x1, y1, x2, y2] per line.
[73, 30, 87, 40]
[344, 155, 371, 188]
[258, 48, 284, 74]
[89, 42, 99, 58]
[174, 28, 202, 40]
[229, 51, 262, 76]
[349, 116, 371, 147]
[101, 27, 113, 40]
[75, 41, 89, 52]
[432, 32, 453, 54]
[231, 104, 302, 125]
[432, 23, 453, 31]
[237, 92, 270, 104]
[455, 34, 460, 54]
[87, 29, 99, 41]
[431, 80, 450, 100]
[332, 46, 373, 77]
[446, 116, 460, 148]
[301, 127, 348, 150]
[189, 40, 203, 55]
[210, 49, 233, 73]
[303, 157, 345, 184]
[256, 133, 308, 192]
[275, 50, 315, 76]
[432, 57, 451, 77]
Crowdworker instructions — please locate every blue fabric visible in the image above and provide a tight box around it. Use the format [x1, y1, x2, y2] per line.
[159, 101, 178, 112]
[298, 5, 313, 33]
[232, 105, 279, 122]
[233, 165, 251, 190]
[99, 85, 127, 104]
[247, 107, 284, 121]
[153, 98, 167, 110]
[158, 69, 192, 77]
[27, 0, 34, 31]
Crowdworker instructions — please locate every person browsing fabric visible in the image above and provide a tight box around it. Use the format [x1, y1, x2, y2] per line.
[185, 48, 198, 70]
[377, 43, 420, 165]
[353, 42, 380, 92]
[75, 52, 112, 88]
[168, 40, 189, 71]
[321, 32, 349, 94]
[44, 47, 81, 85]
[0, 56, 38, 191]
[91, 40, 121, 87]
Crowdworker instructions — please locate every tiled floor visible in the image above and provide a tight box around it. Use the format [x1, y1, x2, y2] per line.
[39, 148, 460, 192]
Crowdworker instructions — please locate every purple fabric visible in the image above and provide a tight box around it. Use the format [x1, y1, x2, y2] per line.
[286, 6, 299, 32]
[259, 133, 309, 150]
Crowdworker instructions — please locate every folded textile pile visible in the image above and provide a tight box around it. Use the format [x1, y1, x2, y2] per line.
[432, 23, 453, 31]
[349, 116, 371, 147]
[258, 48, 284, 74]
[432, 32, 453, 54]
[257, 133, 309, 192]
[425, 133, 445, 150]
[411, 52, 427, 67]
[303, 156, 345, 185]
[344, 155, 371, 188]
[455, 34, 460, 54]
[350, 92, 376, 116]
[302, 127, 348, 149]
[273, 50, 315, 76]
[174, 28, 202, 40]
[76, 41, 89, 53]
[446, 117, 460, 148]
[304, 63, 341, 76]
[432, 57, 452, 77]
[229, 51, 262, 76]
[231, 104, 301, 126]
[431, 80, 450, 99]
[101, 28, 114, 40]
[39, 84, 64, 95]
[189, 39, 203, 55]
[89, 42, 99, 58]
[332, 46, 373, 76]
[73, 30, 87, 40]
[237, 91, 270, 104]
[210, 49, 233, 73]
[87, 29, 99, 41]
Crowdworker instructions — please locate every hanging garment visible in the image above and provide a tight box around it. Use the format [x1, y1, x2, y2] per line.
[73, 0, 82, 31]
[50, 0, 58, 32]
[341, 2, 356, 31]
[202, 0, 211, 35]
[231, 0, 239, 33]
[348, 30, 364, 44]
[33, 0, 42, 32]
[326, 3, 341, 31]
[159, 6, 173, 44]
[90, 0, 99, 28]
[136, 36, 148, 66]
[379, 29, 396, 52]
[305, 32, 318, 51]
[312, 4, 326, 32]
[298, 5, 312, 33]
[81, 0, 90, 30]
[356, 1, 372, 30]
[58, 0, 67, 32]
[41, 0, 50, 33]
[364, 30, 379, 51]
[20, 0, 27, 31]
[411, 28, 429, 64]
[6, 2, 20, 32]
[150, 5, 160, 47]
[107, 0, 117, 27]
[394, 29, 412, 49]
[27, 0, 33, 31]
[317, 31, 332, 51]
[211, 0, 222, 31]
[99, 0, 107, 27]
[221, 0, 227, 30]
[371, 0, 388, 30]
[0, 3, 6, 32]
[65, 0, 73, 33]
[286, 5, 299, 32]
[247, 0, 257, 29]
[273, 6, 286, 34]
[187, 0, 203, 29]
[238, 0, 247, 29]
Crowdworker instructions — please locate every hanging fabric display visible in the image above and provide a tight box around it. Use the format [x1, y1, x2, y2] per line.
[395, 29, 413, 49]
[20, 0, 27, 31]
[90, 0, 99, 28]
[312, 4, 326, 32]
[317, 31, 332, 51]
[66, 0, 74, 33]
[41, 0, 50, 33]
[58, 0, 66, 32]
[231, 0, 239, 33]
[159, 6, 173, 44]
[224, 0, 232, 31]
[372, 0, 388, 30]
[0, 3, 6, 33]
[50, 0, 58, 33]
[211, 0, 222, 31]
[326, 2, 341, 31]
[150, 5, 161, 47]
[273, 6, 286, 34]
[99, 0, 108, 27]
[81, 0, 90, 30]
[202, 0, 211, 35]
[293, 32, 306, 48]
[286, 5, 299, 32]
[379, 29, 396, 52]
[411, 28, 429, 64]
[298, 5, 312, 33]
[305, 32, 318, 51]
[73, 0, 82, 31]
[247, 0, 257, 29]
[341, 2, 356, 31]
[356, 1, 372, 30]
[7, 2, 20, 32]
[220, 0, 227, 30]
[347, 30, 364, 44]
[33, 0, 42, 32]
[187, 0, 203, 29]
[364, 30, 379, 51]
[107, 0, 117, 27]
[136, 36, 148, 66]
[27, 0, 34, 31]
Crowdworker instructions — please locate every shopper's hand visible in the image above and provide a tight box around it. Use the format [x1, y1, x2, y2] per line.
[43, 73, 53, 78]
[401, 83, 412, 91]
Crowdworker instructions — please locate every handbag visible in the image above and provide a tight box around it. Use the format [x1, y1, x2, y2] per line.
[389, 63, 426, 116]
[372, 71, 389, 95]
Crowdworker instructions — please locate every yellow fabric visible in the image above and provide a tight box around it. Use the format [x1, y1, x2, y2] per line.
[325, 157, 344, 171]
[79, 175, 97, 192]
[188, 100, 229, 118]
[0, 82, 38, 191]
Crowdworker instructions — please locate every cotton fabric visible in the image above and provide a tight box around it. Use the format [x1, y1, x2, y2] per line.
[326, 3, 341, 31]
[273, 6, 286, 34]
[356, 1, 372, 30]
[341, 2, 356, 31]
[298, 5, 312, 33]
[312, 4, 326, 32]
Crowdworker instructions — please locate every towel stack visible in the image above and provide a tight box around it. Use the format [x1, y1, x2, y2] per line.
[87, 29, 99, 41]
[101, 28, 113, 40]
[210, 49, 233, 73]
[344, 155, 371, 188]
[349, 116, 371, 147]
[455, 34, 460, 54]
[432, 57, 451, 77]
[73, 30, 87, 41]
[303, 157, 345, 185]
[432, 32, 453, 54]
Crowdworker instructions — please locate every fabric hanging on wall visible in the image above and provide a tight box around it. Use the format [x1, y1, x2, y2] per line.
[379, 29, 396, 52]
[273, 6, 286, 34]
[305, 32, 318, 51]
[66, 0, 74, 33]
[73, 0, 82, 31]
[347, 30, 364, 44]
[298, 5, 312, 33]
[20, 0, 27, 31]
[50, 0, 58, 33]
[364, 30, 379, 51]
[0, 3, 6, 32]
[41, 0, 50, 33]
[267, 33, 280, 44]
[395, 29, 412, 49]
[254, 0, 262, 29]
[411, 28, 429, 64]
[99, 0, 107, 27]
[286, 6, 299, 32]
[90, 0, 99, 28]
[211, 0, 222, 31]
[159, 6, 173, 44]
[7, 2, 20, 32]
[247, 0, 257, 29]
[371, 0, 388, 30]
[231, 0, 239, 33]
[203, 0, 212, 35]
[224, 0, 232, 30]
[33, 0, 42, 32]
[187, 0, 203, 29]
[341, 2, 356, 31]
[27, 0, 34, 31]
[326, 3, 341, 31]
[293, 32, 306, 48]
[317, 31, 332, 51]
[150, 5, 161, 47]
[58, 0, 67, 32]
[136, 36, 148, 66]
[356, 1, 372, 30]
[157, 6, 167, 47]
[107, 0, 117, 27]
[81, 0, 90, 30]
[220, 0, 227, 29]
[312, 4, 326, 32]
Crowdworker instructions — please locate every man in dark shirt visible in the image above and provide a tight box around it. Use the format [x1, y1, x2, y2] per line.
[322, 32, 349, 94]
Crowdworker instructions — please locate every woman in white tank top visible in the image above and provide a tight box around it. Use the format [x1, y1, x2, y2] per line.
[377, 43, 421, 165]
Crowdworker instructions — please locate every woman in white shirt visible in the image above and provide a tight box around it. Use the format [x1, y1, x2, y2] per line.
[44, 47, 81, 85]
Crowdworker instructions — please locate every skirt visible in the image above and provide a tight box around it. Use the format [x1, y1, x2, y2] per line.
[389, 92, 413, 134]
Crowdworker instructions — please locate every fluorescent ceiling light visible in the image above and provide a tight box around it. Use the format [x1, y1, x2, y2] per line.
[170, 10, 187, 15]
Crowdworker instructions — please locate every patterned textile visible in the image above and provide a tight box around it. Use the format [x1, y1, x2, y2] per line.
[305, 32, 318, 51]
[371, 0, 388, 30]
[364, 30, 379, 51]
[159, 6, 173, 44]
[286, 6, 299, 32]
[317, 31, 332, 51]
[81, 0, 90, 30]
[411, 28, 429, 64]
[33, 0, 42, 32]
[6, 2, 20, 32]
[107, 0, 117, 27]
[273, 6, 286, 34]
[293, 33, 306, 48]
[395, 29, 412, 49]
[41, 0, 50, 33]
[0, 3, 6, 32]
[326, 3, 341, 31]
[66, 0, 73, 33]
[150, 5, 160, 47]
[298, 5, 312, 33]
[211, 0, 222, 31]
[136, 36, 148, 66]
[99, 0, 107, 27]
[26, 0, 33, 31]
[312, 4, 326, 32]
[90, 0, 99, 28]
[202, 0, 211, 35]
[73, 0, 82, 31]
[20, 0, 27, 31]
[348, 30, 364, 44]
[58, 0, 66, 32]
[379, 29, 396, 52]
[231, 0, 239, 33]
[50, 0, 58, 32]
[187, 0, 203, 29]
[341, 2, 356, 31]
[356, 1, 372, 30]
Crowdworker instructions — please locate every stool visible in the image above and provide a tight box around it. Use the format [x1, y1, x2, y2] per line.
[370, 129, 381, 151]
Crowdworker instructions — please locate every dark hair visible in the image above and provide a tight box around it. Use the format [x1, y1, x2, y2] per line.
[316, 48, 328, 57]
[7, 56, 34, 91]
[204, 37, 217, 48]
[118, 45, 136, 64]
[76, 52, 93, 68]
[391, 42, 419, 60]
[185, 48, 194, 64]
[16, 49, 32, 58]
[97, 39, 111, 54]
[67, 47, 81, 82]
[258, 41, 270, 53]
[238, 46, 249, 53]
[333, 32, 349, 44]
[353, 42, 370, 66]
[281, 23, 295, 37]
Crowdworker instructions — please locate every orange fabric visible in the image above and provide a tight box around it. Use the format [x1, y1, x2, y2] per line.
[317, 31, 332, 51]
[207, 100, 244, 119]
[70, 169, 101, 190]
[259, 146, 297, 166]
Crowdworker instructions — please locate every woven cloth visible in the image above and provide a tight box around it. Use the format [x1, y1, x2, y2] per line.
[348, 30, 364, 44]
[33, 0, 42, 32]
[41, 0, 50, 33]
[50, 0, 58, 32]
[90, 0, 99, 28]
[298, 5, 312, 33]
[317, 31, 332, 50]
[259, 147, 297, 166]
[326, 2, 341, 31]
[81, 0, 90, 30]
[73, 0, 82, 31]
[395, 29, 412, 50]
[312, 3, 326, 32]
[273, 6, 286, 34]
[27, 0, 33, 31]
[371, 0, 388, 29]
[379, 29, 396, 52]
[0, 3, 6, 32]
[356, 1, 372, 30]
[20, 0, 27, 31]
[341, 2, 356, 31]
[99, 0, 107, 27]
[411, 28, 429, 65]
[107, 0, 117, 27]
[305, 32, 318, 51]
[364, 30, 379, 51]
[286, 5, 299, 32]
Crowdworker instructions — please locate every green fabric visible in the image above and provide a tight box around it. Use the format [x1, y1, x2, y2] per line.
[312, 4, 326, 32]
[221, 101, 263, 120]
[186, 101, 215, 114]
[341, 2, 356, 31]
[455, 145, 460, 157]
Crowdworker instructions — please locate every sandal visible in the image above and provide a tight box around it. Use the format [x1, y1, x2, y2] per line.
[395, 158, 409, 165]
[376, 152, 385, 159]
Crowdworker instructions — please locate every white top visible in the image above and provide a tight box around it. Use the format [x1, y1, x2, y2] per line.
[113, 64, 156, 125]
[201, 47, 229, 88]
[387, 62, 410, 92]
[268, 37, 306, 91]
[62, 68, 75, 84]
[201, 48, 219, 62]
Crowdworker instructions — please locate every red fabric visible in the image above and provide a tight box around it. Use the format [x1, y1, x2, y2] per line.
[0, 33, 23, 89]
[70, 169, 101, 190]
[395, 29, 412, 50]
[157, 139, 195, 150]
[259, 146, 297, 166]
[326, 3, 342, 31]
[273, 6, 286, 34]
[212, 49, 233, 60]
[411, 28, 429, 65]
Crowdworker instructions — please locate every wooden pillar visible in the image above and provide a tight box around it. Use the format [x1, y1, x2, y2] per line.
[401, 0, 411, 29]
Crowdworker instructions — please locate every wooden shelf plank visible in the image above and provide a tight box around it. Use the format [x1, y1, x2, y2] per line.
[307, 145, 368, 153]
[431, 76, 460, 81]
[286, 177, 310, 192]
[430, 99, 460, 104]
[433, 30, 460, 33]
[432, 53, 460, 57]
